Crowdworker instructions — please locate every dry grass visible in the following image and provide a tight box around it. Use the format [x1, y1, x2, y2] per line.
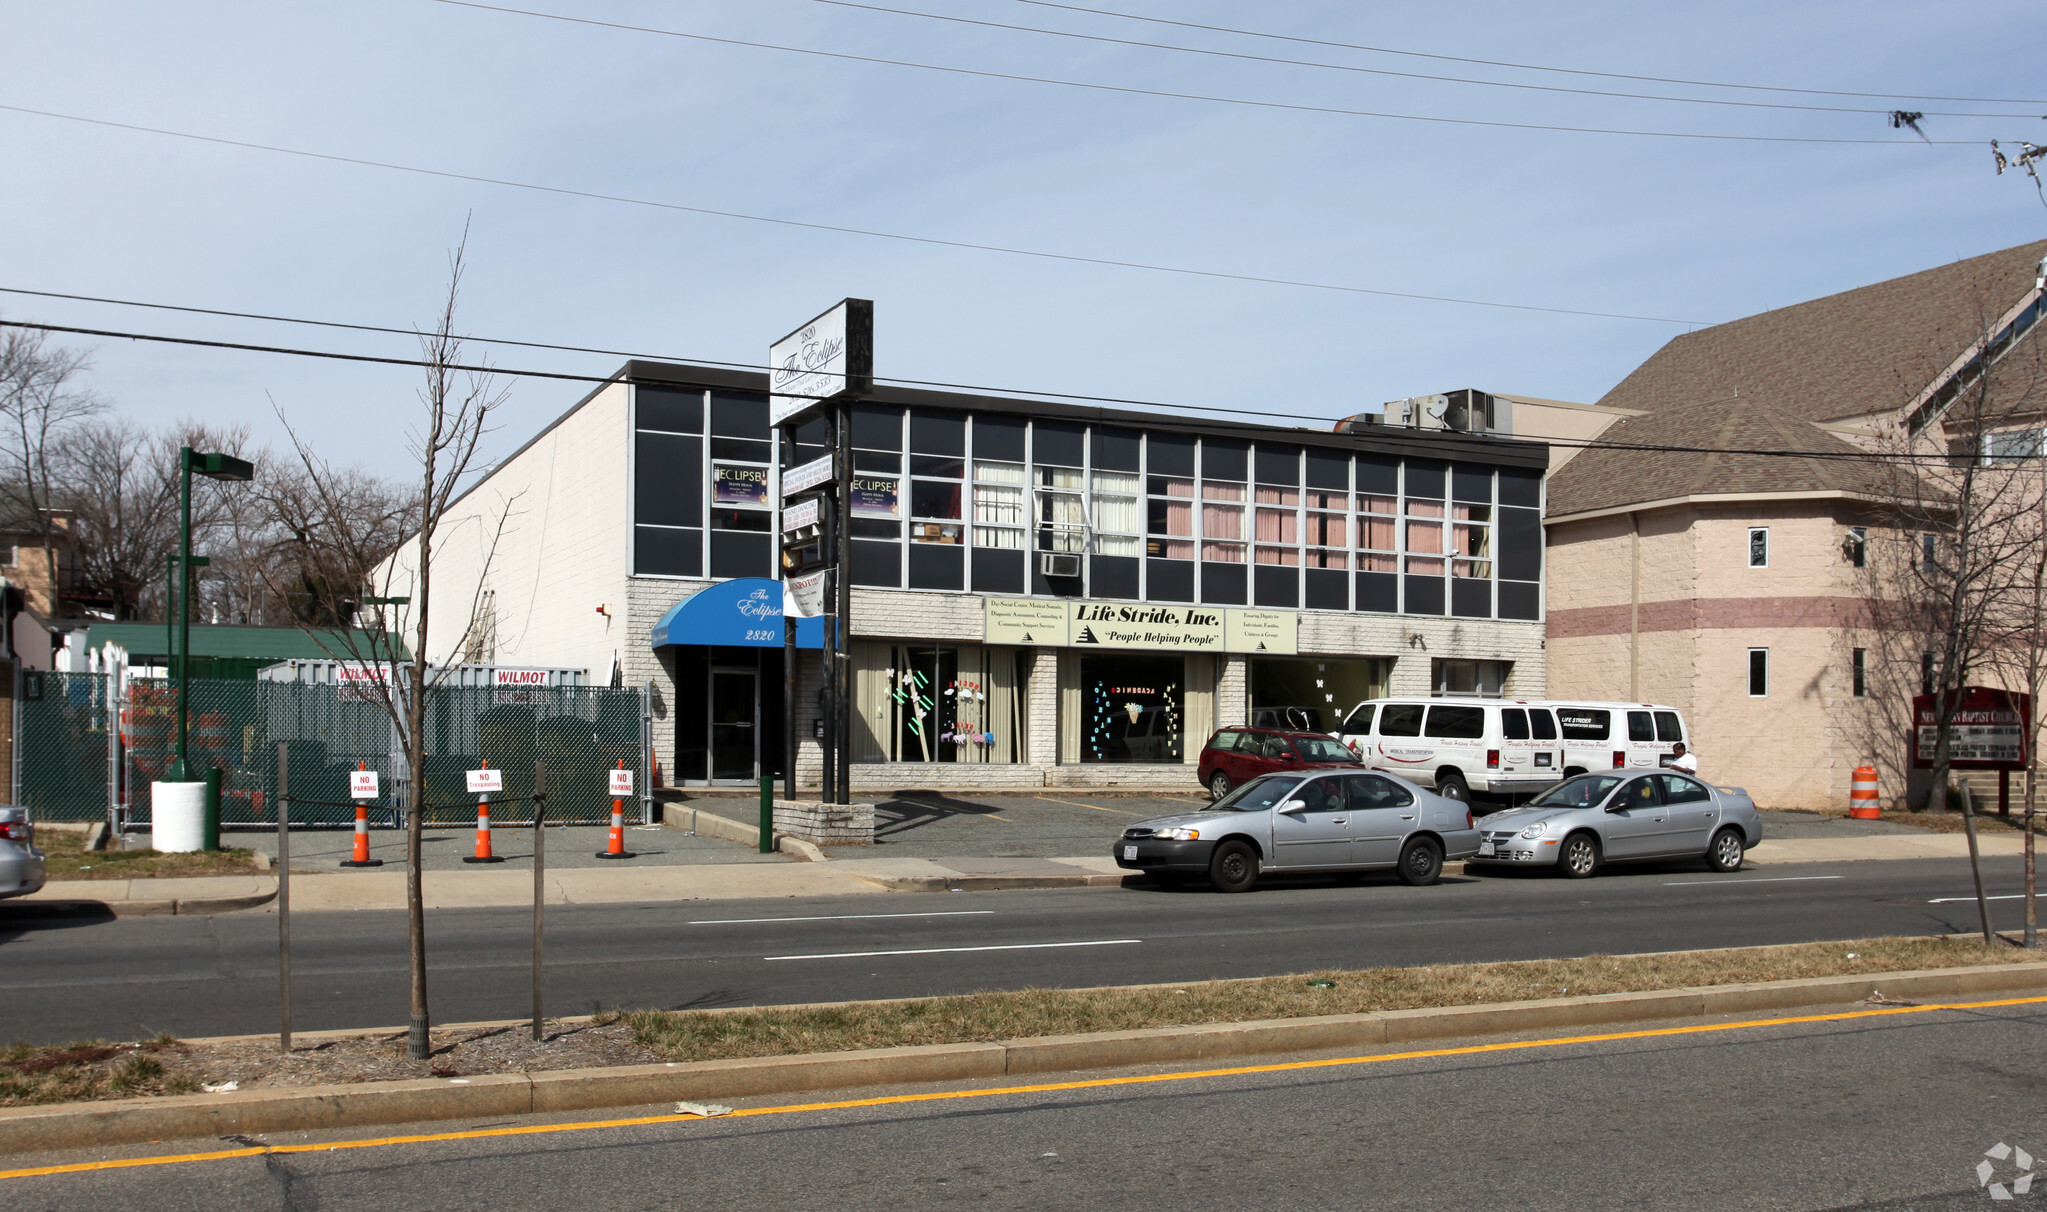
[5, 935, 2036, 1107]
[1803, 805, 2025, 834]
[613, 935, 2027, 1063]
[0, 1037, 198, 1107]
[36, 828, 260, 880]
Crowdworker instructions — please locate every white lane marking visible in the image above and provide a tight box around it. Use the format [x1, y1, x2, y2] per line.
[689, 911, 997, 925]
[765, 939, 1140, 961]
[1927, 894, 2028, 904]
[1662, 875, 1847, 887]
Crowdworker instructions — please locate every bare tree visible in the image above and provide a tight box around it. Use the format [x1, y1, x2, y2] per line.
[268, 236, 513, 1059]
[0, 323, 103, 614]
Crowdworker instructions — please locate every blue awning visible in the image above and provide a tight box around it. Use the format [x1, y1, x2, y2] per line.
[650, 578, 823, 649]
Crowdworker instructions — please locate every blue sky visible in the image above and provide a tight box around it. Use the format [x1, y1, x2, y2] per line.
[2, 0, 2042, 475]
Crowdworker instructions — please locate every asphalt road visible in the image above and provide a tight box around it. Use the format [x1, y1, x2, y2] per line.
[6, 997, 2043, 1209]
[4, 855, 2040, 1044]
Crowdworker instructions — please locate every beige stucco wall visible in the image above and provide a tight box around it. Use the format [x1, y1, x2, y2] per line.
[1546, 497, 1884, 808]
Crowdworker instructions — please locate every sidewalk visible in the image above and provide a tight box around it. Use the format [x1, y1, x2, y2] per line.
[8, 828, 2032, 915]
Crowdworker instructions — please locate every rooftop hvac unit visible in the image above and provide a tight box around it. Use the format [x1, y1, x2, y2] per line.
[1040, 552, 1082, 579]
[1384, 394, 1451, 430]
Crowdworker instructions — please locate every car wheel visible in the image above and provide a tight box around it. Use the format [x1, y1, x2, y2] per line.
[1558, 832, 1600, 879]
[1208, 770, 1232, 800]
[1397, 836, 1444, 886]
[1436, 772, 1471, 804]
[1208, 839, 1259, 892]
[1705, 827, 1745, 873]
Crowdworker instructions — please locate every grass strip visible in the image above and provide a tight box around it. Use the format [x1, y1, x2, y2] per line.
[609, 935, 2030, 1063]
[34, 828, 258, 881]
[0, 1038, 198, 1106]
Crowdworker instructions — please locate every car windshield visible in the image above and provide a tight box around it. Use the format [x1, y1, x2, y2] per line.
[1211, 774, 1306, 812]
[1293, 737, 1355, 762]
[1527, 775, 1625, 809]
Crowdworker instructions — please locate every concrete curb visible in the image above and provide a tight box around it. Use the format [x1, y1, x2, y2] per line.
[4, 960, 2044, 1155]
[850, 872, 1131, 892]
[1, 889, 278, 918]
[662, 804, 828, 862]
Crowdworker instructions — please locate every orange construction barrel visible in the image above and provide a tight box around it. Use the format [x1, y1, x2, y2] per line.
[1849, 765, 1881, 819]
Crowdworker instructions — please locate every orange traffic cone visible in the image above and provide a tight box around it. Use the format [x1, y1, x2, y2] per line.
[341, 761, 383, 868]
[597, 759, 635, 860]
[464, 759, 504, 864]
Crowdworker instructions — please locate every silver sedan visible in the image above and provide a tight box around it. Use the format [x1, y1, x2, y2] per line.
[0, 805, 47, 899]
[1467, 771, 1762, 878]
[1114, 769, 1481, 892]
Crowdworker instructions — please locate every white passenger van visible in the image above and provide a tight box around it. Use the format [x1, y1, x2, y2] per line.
[1335, 699, 1689, 803]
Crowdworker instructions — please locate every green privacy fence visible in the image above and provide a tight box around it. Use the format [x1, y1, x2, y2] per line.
[18, 674, 649, 828]
[13, 671, 115, 823]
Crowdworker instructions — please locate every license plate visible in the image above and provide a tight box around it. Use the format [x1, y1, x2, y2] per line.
[1477, 842, 1496, 857]
[1122, 845, 1138, 860]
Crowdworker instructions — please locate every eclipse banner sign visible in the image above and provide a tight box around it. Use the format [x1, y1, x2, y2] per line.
[769, 299, 873, 427]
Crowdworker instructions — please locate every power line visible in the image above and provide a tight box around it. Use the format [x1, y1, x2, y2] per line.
[1006, 0, 2047, 107]
[804, 0, 2036, 120]
[0, 317, 1971, 465]
[426, 0, 1979, 145]
[0, 104, 1709, 326]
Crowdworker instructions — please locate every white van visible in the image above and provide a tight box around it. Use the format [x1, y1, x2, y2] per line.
[1334, 699, 1689, 803]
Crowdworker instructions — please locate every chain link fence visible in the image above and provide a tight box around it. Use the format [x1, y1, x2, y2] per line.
[13, 671, 116, 822]
[20, 676, 650, 829]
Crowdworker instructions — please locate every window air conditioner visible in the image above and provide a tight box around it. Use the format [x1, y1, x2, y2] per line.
[1040, 552, 1082, 578]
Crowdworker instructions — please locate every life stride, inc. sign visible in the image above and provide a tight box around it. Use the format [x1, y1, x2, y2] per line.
[769, 299, 873, 427]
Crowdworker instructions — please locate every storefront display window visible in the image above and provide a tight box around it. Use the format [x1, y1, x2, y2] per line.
[1249, 657, 1390, 733]
[857, 645, 1025, 764]
[1080, 654, 1184, 763]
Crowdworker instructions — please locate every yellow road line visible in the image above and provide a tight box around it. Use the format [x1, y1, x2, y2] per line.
[8, 993, 2044, 1182]
[1033, 795, 1145, 816]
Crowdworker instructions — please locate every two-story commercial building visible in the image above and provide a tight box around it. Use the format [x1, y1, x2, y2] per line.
[387, 359, 1551, 792]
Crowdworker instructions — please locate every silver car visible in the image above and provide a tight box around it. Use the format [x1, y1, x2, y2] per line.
[0, 805, 47, 899]
[1468, 771, 1762, 878]
[1113, 769, 1481, 892]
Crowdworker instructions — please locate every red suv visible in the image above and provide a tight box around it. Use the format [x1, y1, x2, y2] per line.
[1198, 727, 1365, 800]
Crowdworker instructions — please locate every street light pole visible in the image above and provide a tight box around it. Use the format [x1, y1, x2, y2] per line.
[166, 446, 255, 785]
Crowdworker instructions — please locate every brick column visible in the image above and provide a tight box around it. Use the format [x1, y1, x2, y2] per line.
[1026, 647, 1059, 769]
[1216, 654, 1247, 728]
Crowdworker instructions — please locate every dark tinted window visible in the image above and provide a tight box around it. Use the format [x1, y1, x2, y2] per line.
[1556, 708, 1610, 741]
[1498, 466, 1541, 508]
[1356, 455, 1397, 496]
[710, 390, 768, 439]
[1657, 774, 1711, 804]
[1034, 421, 1084, 467]
[1654, 711, 1684, 742]
[1452, 466, 1492, 503]
[1305, 449, 1348, 490]
[1529, 709, 1558, 741]
[1148, 432, 1195, 476]
[1094, 428, 1141, 471]
[852, 403, 903, 450]
[637, 385, 702, 433]
[1343, 703, 1376, 733]
[1405, 460, 1445, 500]
[1426, 705, 1485, 739]
[1500, 708, 1530, 740]
[1255, 446, 1300, 486]
[974, 414, 1026, 461]
[1208, 730, 1243, 753]
[1295, 736, 1355, 762]
[1235, 731, 1270, 753]
[910, 410, 966, 455]
[1262, 734, 1296, 759]
[1202, 438, 1247, 482]
[1344, 773, 1414, 810]
[1292, 776, 1346, 812]
[1615, 778, 1662, 810]
[1627, 711, 1654, 742]
[635, 433, 701, 527]
[1379, 704, 1424, 736]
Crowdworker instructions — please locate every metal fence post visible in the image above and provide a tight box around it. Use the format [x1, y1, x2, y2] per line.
[532, 758, 546, 1042]
[106, 672, 120, 837]
[277, 741, 292, 1054]
[640, 680, 654, 826]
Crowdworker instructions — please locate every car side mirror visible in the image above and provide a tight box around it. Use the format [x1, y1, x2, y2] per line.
[1278, 800, 1307, 814]
[1604, 802, 1629, 813]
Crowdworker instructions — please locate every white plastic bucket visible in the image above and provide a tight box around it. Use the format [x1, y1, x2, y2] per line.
[152, 781, 209, 852]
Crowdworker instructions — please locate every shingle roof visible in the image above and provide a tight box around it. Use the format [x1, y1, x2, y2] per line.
[1549, 240, 2047, 518]
[1596, 240, 2047, 426]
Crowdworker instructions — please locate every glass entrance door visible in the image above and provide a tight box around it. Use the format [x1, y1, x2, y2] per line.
[710, 670, 758, 781]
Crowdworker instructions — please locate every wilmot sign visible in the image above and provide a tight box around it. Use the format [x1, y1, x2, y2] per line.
[982, 597, 1298, 654]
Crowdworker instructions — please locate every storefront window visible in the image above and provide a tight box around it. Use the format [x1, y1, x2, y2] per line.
[1081, 654, 1184, 763]
[1248, 657, 1390, 732]
[862, 645, 1025, 763]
